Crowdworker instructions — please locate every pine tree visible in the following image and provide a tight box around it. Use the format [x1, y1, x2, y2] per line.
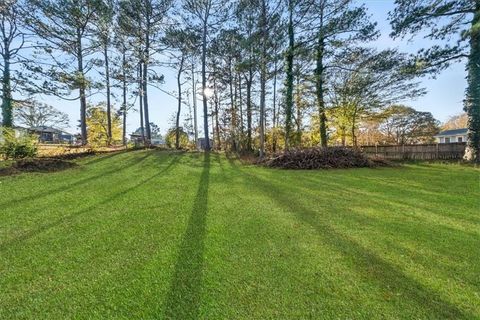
[164, 27, 199, 149]
[1, 0, 28, 127]
[282, 0, 311, 150]
[94, 0, 115, 144]
[183, 0, 230, 151]
[25, 0, 102, 144]
[308, 0, 378, 147]
[209, 29, 243, 151]
[329, 48, 425, 145]
[284, 0, 295, 150]
[119, 0, 173, 144]
[390, 0, 479, 161]
[113, 12, 137, 146]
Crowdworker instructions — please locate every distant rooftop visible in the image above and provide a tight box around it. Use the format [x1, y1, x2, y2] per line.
[29, 126, 59, 133]
[435, 128, 468, 136]
[29, 126, 72, 135]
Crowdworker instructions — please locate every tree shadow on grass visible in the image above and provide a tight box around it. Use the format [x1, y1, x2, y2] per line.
[0, 153, 183, 252]
[294, 174, 478, 229]
[0, 151, 153, 209]
[226, 160, 472, 319]
[163, 152, 210, 320]
[79, 150, 126, 165]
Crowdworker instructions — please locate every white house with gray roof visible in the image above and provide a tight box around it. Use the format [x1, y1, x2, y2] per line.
[434, 128, 468, 143]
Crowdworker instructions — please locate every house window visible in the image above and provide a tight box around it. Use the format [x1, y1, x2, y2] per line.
[440, 137, 445, 143]
[445, 137, 451, 143]
[458, 137, 463, 142]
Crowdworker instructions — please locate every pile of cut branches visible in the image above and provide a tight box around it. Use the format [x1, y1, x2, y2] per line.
[0, 158, 77, 176]
[262, 147, 390, 169]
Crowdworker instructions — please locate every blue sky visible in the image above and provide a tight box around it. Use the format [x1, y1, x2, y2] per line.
[38, 0, 467, 136]
[365, 0, 467, 120]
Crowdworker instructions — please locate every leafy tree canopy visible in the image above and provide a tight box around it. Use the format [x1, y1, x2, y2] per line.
[86, 102, 122, 147]
[14, 99, 69, 129]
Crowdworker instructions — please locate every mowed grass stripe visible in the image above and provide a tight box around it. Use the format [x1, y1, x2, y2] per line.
[0, 150, 478, 319]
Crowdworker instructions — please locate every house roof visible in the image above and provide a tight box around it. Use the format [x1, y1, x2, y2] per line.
[29, 126, 60, 133]
[132, 127, 145, 135]
[434, 128, 468, 137]
[28, 126, 73, 135]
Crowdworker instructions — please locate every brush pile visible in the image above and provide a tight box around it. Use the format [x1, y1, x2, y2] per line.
[13, 158, 77, 172]
[262, 147, 388, 169]
[0, 158, 76, 176]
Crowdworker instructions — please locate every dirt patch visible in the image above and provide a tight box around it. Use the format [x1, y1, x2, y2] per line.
[368, 157, 396, 167]
[44, 150, 97, 160]
[0, 158, 77, 176]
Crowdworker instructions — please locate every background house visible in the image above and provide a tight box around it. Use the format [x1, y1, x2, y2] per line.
[28, 126, 75, 144]
[151, 137, 165, 146]
[130, 128, 145, 144]
[196, 138, 214, 150]
[130, 127, 165, 146]
[434, 128, 468, 143]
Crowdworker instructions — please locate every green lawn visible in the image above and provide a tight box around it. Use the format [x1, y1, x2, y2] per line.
[0, 150, 478, 319]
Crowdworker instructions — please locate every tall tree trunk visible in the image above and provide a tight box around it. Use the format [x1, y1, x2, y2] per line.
[284, 0, 294, 150]
[229, 60, 237, 151]
[104, 44, 112, 145]
[142, 60, 151, 143]
[1, 47, 12, 127]
[272, 57, 278, 153]
[122, 50, 127, 146]
[315, 35, 328, 147]
[201, 20, 210, 151]
[351, 108, 358, 147]
[259, 0, 267, 157]
[192, 62, 198, 147]
[464, 4, 480, 162]
[188, 96, 194, 144]
[238, 75, 244, 146]
[246, 74, 252, 152]
[210, 102, 215, 148]
[139, 63, 145, 143]
[176, 56, 185, 149]
[77, 28, 87, 145]
[295, 69, 302, 145]
[213, 76, 220, 149]
[142, 20, 152, 143]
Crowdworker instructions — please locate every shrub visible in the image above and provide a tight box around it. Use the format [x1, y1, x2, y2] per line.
[0, 128, 38, 159]
[165, 127, 190, 149]
[262, 147, 384, 169]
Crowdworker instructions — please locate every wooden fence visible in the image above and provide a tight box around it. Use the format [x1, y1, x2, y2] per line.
[361, 142, 466, 160]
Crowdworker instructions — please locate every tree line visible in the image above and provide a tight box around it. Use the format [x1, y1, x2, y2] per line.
[0, 0, 478, 161]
